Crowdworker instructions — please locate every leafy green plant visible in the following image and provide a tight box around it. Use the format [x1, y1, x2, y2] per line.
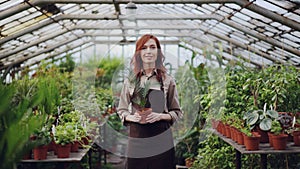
[243, 103, 278, 131]
[32, 125, 52, 146]
[270, 120, 283, 135]
[240, 125, 253, 137]
[53, 123, 76, 145]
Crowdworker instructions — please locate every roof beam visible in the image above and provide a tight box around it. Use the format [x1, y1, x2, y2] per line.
[0, 34, 180, 70]
[1, 0, 299, 32]
[1, 29, 278, 70]
[2, 14, 299, 60]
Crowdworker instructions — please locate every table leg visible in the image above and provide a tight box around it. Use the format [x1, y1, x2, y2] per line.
[88, 148, 92, 169]
[235, 150, 241, 169]
[260, 154, 267, 169]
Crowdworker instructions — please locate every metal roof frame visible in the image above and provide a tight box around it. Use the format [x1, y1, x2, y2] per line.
[1, 0, 300, 74]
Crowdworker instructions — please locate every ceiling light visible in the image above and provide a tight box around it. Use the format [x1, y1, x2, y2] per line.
[125, 1, 137, 21]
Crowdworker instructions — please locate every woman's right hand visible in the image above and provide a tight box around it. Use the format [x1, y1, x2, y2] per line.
[125, 113, 141, 122]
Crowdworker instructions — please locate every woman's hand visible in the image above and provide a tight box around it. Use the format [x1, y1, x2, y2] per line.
[146, 112, 162, 123]
[125, 113, 141, 122]
[146, 112, 172, 123]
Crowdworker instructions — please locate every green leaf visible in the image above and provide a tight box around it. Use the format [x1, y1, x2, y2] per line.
[266, 110, 278, 119]
[246, 112, 259, 126]
[259, 118, 272, 131]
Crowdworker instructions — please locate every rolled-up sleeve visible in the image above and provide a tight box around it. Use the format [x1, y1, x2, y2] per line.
[167, 78, 183, 124]
[117, 80, 131, 125]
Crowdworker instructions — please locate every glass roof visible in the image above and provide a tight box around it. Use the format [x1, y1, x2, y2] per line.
[0, 0, 300, 74]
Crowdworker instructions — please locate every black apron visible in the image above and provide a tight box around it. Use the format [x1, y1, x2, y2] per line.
[126, 89, 175, 169]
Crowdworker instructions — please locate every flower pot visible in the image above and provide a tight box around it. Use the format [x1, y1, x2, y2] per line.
[225, 124, 231, 138]
[236, 130, 244, 145]
[185, 157, 194, 168]
[230, 127, 236, 141]
[23, 150, 32, 160]
[243, 134, 261, 151]
[56, 144, 71, 158]
[272, 134, 288, 150]
[293, 131, 300, 146]
[138, 108, 152, 124]
[268, 132, 273, 147]
[257, 129, 269, 143]
[33, 145, 48, 160]
[71, 141, 79, 152]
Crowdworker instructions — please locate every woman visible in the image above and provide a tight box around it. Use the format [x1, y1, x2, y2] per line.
[117, 34, 183, 169]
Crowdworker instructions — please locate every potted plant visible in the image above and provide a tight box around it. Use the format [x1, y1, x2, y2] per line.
[241, 125, 261, 151]
[243, 103, 279, 143]
[269, 120, 288, 150]
[176, 127, 199, 168]
[285, 117, 300, 146]
[129, 74, 152, 124]
[31, 125, 52, 160]
[53, 123, 76, 158]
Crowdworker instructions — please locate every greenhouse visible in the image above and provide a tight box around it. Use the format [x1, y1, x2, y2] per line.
[0, 0, 299, 169]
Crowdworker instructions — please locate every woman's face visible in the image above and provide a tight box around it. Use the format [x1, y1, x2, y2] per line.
[140, 39, 158, 65]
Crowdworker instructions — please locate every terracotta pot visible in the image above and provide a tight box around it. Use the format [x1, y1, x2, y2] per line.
[243, 133, 261, 151]
[56, 144, 71, 158]
[216, 120, 222, 133]
[218, 122, 225, 135]
[272, 134, 288, 150]
[23, 150, 32, 160]
[225, 124, 231, 138]
[257, 128, 269, 143]
[230, 127, 236, 141]
[268, 132, 273, 147]
[138, 108, 152, 124]
[48, 140, 56, 152]
[185, 157, 194, 168]
[293, 131, 300, 146]
[236, 130, 244, 145]
[33, 145, 48, 160]
[71, 141, 79, 152]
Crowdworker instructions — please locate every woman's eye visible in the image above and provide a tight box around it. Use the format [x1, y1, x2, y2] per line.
[150, 46, 156, 50]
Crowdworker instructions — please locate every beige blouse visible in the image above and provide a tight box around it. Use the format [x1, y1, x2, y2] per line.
[117, 71, 183, 125]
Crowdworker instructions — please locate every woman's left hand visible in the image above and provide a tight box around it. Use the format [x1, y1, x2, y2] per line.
[146, 112, 162, 123]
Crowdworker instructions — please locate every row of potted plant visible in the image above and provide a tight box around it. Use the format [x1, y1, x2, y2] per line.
[27, 110, 98, 160]
[212, 104, 300, 151]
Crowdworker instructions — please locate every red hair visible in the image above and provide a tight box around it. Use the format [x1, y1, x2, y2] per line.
[131, 34, 166, 80]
